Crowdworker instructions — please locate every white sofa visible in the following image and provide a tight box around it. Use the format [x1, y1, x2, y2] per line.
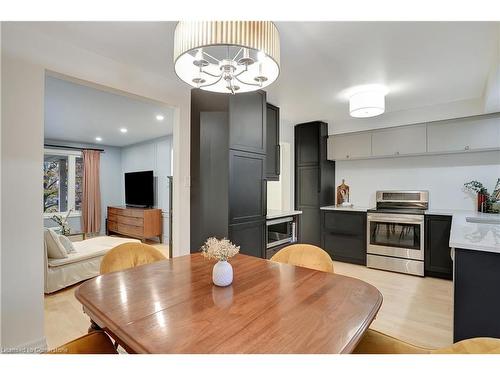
[44, 235, 140, 293]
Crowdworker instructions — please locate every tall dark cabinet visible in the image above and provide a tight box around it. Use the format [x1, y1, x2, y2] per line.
[294, 122, 335, 246]
[191, 89, 267, 258]
[265, 103, 280, 180]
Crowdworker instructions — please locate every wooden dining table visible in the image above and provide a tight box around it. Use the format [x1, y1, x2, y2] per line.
[76, 253, 383, 354]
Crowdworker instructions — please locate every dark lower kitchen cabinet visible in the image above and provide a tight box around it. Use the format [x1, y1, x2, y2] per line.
[454, 248, 500, 342]
[229, 220, 266, 259]
[321, 211, 366, 265]
[295, 121, 335, 246]
[229, 150, 266, 224]
[424, 215, 453, 279]
[265, 103, 280, 180]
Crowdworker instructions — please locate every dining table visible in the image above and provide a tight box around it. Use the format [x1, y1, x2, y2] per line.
[75, 253, 383, 354]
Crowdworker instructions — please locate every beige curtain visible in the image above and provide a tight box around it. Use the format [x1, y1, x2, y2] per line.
[82, 150, 101, 234]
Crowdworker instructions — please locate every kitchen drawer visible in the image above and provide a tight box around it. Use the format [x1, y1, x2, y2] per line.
[117, 223, 144, 238]
[323, 211, 365, 235]
[109, 214, 144, 227]
[108, 207, 144, 218]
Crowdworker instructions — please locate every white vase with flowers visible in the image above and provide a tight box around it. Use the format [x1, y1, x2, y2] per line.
[201, 237, 240, 287]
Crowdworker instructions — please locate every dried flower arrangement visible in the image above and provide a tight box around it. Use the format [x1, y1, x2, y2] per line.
[201, 237, 240, 262]
[50, 209, 73, 235]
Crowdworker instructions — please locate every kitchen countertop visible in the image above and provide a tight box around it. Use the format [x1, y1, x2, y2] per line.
[266, 209, 303, 220]
[320, 205, 370, 212]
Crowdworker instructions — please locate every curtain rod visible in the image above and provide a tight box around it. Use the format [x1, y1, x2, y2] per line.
[44, 144, 105, 152]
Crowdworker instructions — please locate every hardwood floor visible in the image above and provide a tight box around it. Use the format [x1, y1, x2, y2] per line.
[44, 258, 453, 351]
[333, 261, 453, 349]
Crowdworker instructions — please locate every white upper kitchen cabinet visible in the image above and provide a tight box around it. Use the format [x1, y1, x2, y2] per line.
[427, 114, 500, 153]
[327, 132, 372, 161]
[372, 124, 427, 157]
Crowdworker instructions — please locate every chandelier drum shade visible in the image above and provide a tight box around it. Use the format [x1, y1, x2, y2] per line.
[173, 21, 280, 94]
[349, 90, 386, 118]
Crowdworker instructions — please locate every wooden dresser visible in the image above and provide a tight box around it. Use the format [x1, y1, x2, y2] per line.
[107, 206, 162, 243]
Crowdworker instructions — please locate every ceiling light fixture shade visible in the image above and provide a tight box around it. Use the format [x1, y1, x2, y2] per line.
[173, 21, 280, 94]
[349, 90, 386, 118]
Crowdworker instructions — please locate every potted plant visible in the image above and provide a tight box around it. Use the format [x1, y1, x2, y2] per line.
[201, 237, 240, 287]
[463, 181, 497, 213]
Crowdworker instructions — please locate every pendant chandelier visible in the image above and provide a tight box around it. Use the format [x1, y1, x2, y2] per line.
[173, 21, 280, 94]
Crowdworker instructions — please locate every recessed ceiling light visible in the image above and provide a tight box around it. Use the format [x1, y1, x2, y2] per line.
[95, 137, 102, 142]
[120, 128, 128, 133]
[156, 114, 164, 121]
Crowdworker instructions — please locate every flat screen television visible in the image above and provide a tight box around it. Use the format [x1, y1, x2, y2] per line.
[124, 170, 154, 207]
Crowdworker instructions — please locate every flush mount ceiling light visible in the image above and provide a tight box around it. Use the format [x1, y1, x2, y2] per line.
[349, 89, 386, 118]
[120, 128, 128, 133]
[156, 114, 164, 121]
[95, 137, 102, 142]
[173, 21, 280, 94]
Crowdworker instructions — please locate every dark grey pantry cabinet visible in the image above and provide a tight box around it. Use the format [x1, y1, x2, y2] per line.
[190, 89, 268, 258]
[265, 103, 280, 181]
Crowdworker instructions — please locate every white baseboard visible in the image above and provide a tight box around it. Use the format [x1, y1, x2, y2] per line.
[1, 336, 48, 354]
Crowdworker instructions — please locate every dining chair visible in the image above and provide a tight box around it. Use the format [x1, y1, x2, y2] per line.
[353, 329, 500, 354]
[270, 244, 334, 273]
[100, 242, 166, 274]
[48, 331, 118, 354]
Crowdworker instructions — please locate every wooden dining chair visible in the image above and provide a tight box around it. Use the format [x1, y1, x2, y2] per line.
[48, 331, 118, 354]
[353, 329, 500, 354]
[100, 242, 166, 274]
[270, 244, 334, 273]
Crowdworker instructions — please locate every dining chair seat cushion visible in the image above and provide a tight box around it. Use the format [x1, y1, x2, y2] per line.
[100, 242, 166, 274]
[433, 337, 500, 354]
[353, 329, 429, 354]
[353, 329, 500, 354]
[270, 244, 334, 273]
[48, 331, 118, 354]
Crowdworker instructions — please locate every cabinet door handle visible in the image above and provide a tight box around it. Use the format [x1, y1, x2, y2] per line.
[276, 144, 280, 176]
[464, 145, 470, 151]
[346, 154, 350, 159]
[395, 151, 400, 156]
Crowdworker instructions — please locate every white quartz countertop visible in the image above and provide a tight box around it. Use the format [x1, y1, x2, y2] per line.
[266, 209, 302, 220]
[320, 205, 369, 212]
[445, 211, 500, 253]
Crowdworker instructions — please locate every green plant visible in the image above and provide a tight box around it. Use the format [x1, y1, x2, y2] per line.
[463, 180, 488, 195]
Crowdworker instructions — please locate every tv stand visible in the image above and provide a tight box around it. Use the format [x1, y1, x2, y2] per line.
[107, 206, 162, 243]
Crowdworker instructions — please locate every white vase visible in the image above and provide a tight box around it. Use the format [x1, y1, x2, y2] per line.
[212, 260, 233, 287]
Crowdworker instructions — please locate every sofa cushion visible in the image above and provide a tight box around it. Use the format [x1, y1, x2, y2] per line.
[45, 229, 68, 259]
[59, 235, 77, 254]
[47, 236, 141, 267]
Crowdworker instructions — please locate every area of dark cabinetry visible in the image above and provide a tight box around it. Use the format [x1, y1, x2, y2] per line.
[265, 103, 280, 180]
[229, 220, 266, 258]
[191, 89, 267, 257]
[294, 121, 335, 246]
[454, 248, 500, 342]
[229, 150, 266, 224]
[321, 211, 366, 265]
[424, 215, 453, 279]
[229, 91, 266, 154]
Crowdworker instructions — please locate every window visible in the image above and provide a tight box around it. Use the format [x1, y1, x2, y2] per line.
[43, 149, 83, 216]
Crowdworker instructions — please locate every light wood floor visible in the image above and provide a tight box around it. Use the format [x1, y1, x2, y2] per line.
[44, 258, 453, 351]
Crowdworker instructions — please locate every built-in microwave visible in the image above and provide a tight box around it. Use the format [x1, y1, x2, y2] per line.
[266, 217, 296, 249]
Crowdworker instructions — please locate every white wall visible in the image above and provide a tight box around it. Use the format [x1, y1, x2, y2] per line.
[335, 151, 500, 210]
[1, 23, 190, 352]
[121, 135, 173, 241]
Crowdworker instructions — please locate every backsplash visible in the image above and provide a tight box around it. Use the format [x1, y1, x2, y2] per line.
[335, 150, 500, 210]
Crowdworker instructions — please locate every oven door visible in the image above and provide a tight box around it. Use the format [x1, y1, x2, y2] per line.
[367, 213, 424, 261]
[266, 217, 295, 249]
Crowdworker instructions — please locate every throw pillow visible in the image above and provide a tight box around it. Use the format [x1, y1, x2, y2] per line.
[58, 235, 77, 254]
[44, 228, 68, 259]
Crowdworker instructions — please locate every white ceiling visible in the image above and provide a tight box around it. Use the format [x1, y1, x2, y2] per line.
[44, 75, 174, 147]
[33, 21, 500, 132]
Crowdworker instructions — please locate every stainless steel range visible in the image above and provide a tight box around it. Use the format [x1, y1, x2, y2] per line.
[367, 190, 429, 276]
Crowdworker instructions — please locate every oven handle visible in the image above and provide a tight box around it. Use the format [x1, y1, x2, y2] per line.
[367, 215, 424, 224]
